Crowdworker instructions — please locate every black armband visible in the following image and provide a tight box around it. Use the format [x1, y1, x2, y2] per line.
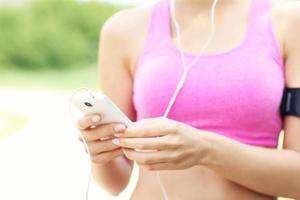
[280, 87, 300, 118]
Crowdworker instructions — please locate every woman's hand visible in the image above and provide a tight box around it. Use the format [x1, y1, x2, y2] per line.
[112, 117, 211, 170]
[77, 114, 127, 166]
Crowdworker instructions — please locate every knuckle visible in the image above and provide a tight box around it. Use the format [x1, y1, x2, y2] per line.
[139, 157, 149, 164]
[161, 124, 170, 134]
[166, 136, 181, 148]
[109, 124, 117, 133]
[117, 139, 125, 146]
[161, 122, 180, 135]
[177, 153, 185, 162]
[77, 118, 89, 130]
[174, 134, 182, 144]
[176, 154, 186, 162]
[170, 152, 181, 161]
[140, 164, 152, 170]
[169, 122, 180, 134]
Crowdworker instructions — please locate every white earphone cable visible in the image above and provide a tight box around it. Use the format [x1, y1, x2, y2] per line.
[69, 0, 218, 198]
[164, 0, 218, 117]
[157, 1, 219, 200]
[69, 87, 95, 200]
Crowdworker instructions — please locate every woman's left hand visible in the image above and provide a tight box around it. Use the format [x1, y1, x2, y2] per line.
[112, 117, 211, 171]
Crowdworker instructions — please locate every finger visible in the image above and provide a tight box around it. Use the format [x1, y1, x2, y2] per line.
[122, 148, 178, 165]
[119, 122, 179, 138]
[112, 135, 179, 150]
[88, 140, 120, 156]
[133, 117, 163, 126]
[91, 148, 124, 164]
[81, 123, 123, 142]
[133, 118, 158, 126]
[77, 114, 101, 130]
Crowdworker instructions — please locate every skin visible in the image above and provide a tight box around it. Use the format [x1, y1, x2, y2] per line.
[77, 0, 300, 199]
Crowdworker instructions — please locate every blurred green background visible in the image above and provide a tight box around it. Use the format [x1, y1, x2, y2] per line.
[0, 0, 120, 90]
[0, 0, 121, 144]
[0, 0, 123, 153]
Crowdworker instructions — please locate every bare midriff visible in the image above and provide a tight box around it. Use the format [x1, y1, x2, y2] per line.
[130, 166, 274, 200]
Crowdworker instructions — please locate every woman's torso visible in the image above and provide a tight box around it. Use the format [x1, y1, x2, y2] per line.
[131, 165, 273, 200]
[121, 0, 287, 199]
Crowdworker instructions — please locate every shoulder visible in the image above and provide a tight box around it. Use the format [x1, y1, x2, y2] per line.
[271, 0, 300, 86]
[271, 0, 300, 19]
[100, 5, 153, 49]
[270, 0, 300, 46]
[99, 5, 154, 72]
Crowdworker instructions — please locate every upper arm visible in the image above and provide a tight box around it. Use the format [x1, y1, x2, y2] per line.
[98, 8, 149, 122]
[280, 2, 300, 152]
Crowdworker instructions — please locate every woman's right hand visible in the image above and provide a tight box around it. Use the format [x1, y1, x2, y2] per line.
[77, 114, 126, 166]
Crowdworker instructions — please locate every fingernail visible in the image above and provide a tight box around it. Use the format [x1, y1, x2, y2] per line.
[91, 115, 101, 123]
[114, 124, 125, 132]
[112, 139, 120, 145]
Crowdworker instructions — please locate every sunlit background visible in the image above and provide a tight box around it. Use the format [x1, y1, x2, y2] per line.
[0, 0, 293, 200]
[0, 0, 155, 199]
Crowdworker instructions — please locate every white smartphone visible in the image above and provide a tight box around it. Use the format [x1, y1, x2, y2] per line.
[71, 92, 133, 128]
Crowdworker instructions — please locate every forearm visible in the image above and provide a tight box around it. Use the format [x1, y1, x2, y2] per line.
[200, 132, 300, 199]
[91, 155, 133, 196]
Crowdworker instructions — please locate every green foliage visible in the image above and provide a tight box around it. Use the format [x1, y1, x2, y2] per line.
[0, 0, 119, 70]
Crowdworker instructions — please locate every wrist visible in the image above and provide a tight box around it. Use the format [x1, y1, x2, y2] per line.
[196, 130, 244, 171]
[91, 158, 115, 169]
[195, 130, 219, 167]
[91, 155, 129, 168]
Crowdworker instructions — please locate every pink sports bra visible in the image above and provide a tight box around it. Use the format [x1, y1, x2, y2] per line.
[132, 0, 285, 148]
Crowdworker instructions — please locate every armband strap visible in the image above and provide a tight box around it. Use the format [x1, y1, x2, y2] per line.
[280, 87, 300, 118]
